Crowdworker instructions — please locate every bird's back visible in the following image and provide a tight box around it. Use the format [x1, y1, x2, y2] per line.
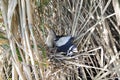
[55, 36, 74, 47]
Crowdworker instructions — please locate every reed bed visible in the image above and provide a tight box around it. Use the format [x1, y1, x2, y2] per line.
[0, 0, 120, 80]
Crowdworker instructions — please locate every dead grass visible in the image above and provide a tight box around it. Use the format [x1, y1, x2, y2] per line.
[0, 0, 120, 80]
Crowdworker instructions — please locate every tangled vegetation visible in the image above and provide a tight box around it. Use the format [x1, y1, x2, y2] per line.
[0, 0, 120, 80]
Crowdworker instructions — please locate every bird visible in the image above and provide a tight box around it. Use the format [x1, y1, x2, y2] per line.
[55, 35, 78, 56]
[45, 27, 78, 56]
[45, 27, 56, 48]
